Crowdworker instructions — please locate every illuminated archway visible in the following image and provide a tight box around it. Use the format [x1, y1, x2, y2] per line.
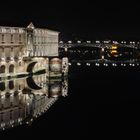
[9, 64, 14, 73]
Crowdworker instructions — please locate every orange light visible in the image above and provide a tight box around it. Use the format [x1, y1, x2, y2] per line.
[111, 50, 117, 53]
[111, 44, 118, 50]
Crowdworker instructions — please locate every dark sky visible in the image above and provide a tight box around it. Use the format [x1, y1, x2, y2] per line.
[0, 1, 140, 40]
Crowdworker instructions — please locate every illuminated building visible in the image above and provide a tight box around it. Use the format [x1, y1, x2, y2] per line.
[111, 44, 118, 50]
[0, 23, 68, 80]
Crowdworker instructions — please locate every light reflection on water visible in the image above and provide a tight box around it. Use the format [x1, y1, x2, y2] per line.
[1, 47, 140, 132]
[60, 45, 140, 62]
[0, 74, 68, 131]
[65, 47, 140, 67]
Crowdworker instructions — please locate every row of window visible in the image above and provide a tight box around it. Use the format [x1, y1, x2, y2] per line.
[0, 110, 24, 122]
[0, 83, 23, 92]
[34, 29, 57, 36]
[33, 36, 58, 44]
[0, 34, 57, 44]
[0, 65, 14, 73]
[0, 28, 24, 33]
[0, 28, 58, 36]
[0, 34, 24, 44]
[0, 57, 22, 62]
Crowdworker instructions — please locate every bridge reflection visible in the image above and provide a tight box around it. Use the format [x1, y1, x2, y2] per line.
[59, 43, 139, 61]
[0, 74, 68, 131]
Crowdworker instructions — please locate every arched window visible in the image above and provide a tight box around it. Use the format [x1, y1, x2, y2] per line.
[0, 65, 6, 73]
[0, 82, 5, 91]
[19, 85, 21, 90]
[9, 81, 14, 90]
[9, 64, 14, 73]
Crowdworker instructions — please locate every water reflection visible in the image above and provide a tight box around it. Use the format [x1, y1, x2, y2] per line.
[63, 46, 140, 67]
[0, 74, 68, 131]
[59, 45, 140, 62]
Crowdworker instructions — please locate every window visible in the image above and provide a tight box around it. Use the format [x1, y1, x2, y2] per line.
[9, 65, 14, 73]
[0, 82, 5, 91]
[19, 61, 21, 66]
[9, 81, 14, 90]
[19, 29, 24, 33]
[11, 34, 13, 43]
[2, 34, 5, 43]
[11, 29, 15, 33]
[1, 113, 4, 121]
[10, 111, 13, 119]
[0, 65, 6, 73]
[34, 36, 36, 44]
[2, 28, 6, 33]
[19, 34, 22, 43]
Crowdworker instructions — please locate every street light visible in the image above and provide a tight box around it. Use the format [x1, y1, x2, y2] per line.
[86, 41, 91, 43]
[68, 41, 72, 44]
[77, 40, 81, 43]
[96, 40, 100, 43]
[59, 41, 63, 44]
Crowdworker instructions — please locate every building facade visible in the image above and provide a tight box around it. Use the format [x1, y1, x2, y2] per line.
[0, 23, 68, 80]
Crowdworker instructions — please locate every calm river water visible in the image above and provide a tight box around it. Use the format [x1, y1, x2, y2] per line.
[1, 47, 140, 138]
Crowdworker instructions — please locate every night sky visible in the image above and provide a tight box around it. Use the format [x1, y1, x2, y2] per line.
[0, 1, 140, 40]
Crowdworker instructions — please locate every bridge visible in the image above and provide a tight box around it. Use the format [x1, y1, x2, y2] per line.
[59, 40, 140, 49]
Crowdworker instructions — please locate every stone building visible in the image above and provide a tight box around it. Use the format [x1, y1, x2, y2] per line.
[0, 23, 67, 80]
[26, 22, 59, 57]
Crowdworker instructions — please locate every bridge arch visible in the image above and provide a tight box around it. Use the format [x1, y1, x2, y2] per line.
[27, 61, 37, 73]
[26, 76, 42, 90]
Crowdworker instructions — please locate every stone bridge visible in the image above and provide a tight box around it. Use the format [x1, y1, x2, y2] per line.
[59, 41, 139, 50]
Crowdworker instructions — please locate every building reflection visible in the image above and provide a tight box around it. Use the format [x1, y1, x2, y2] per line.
[0, 74, 68, 131]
